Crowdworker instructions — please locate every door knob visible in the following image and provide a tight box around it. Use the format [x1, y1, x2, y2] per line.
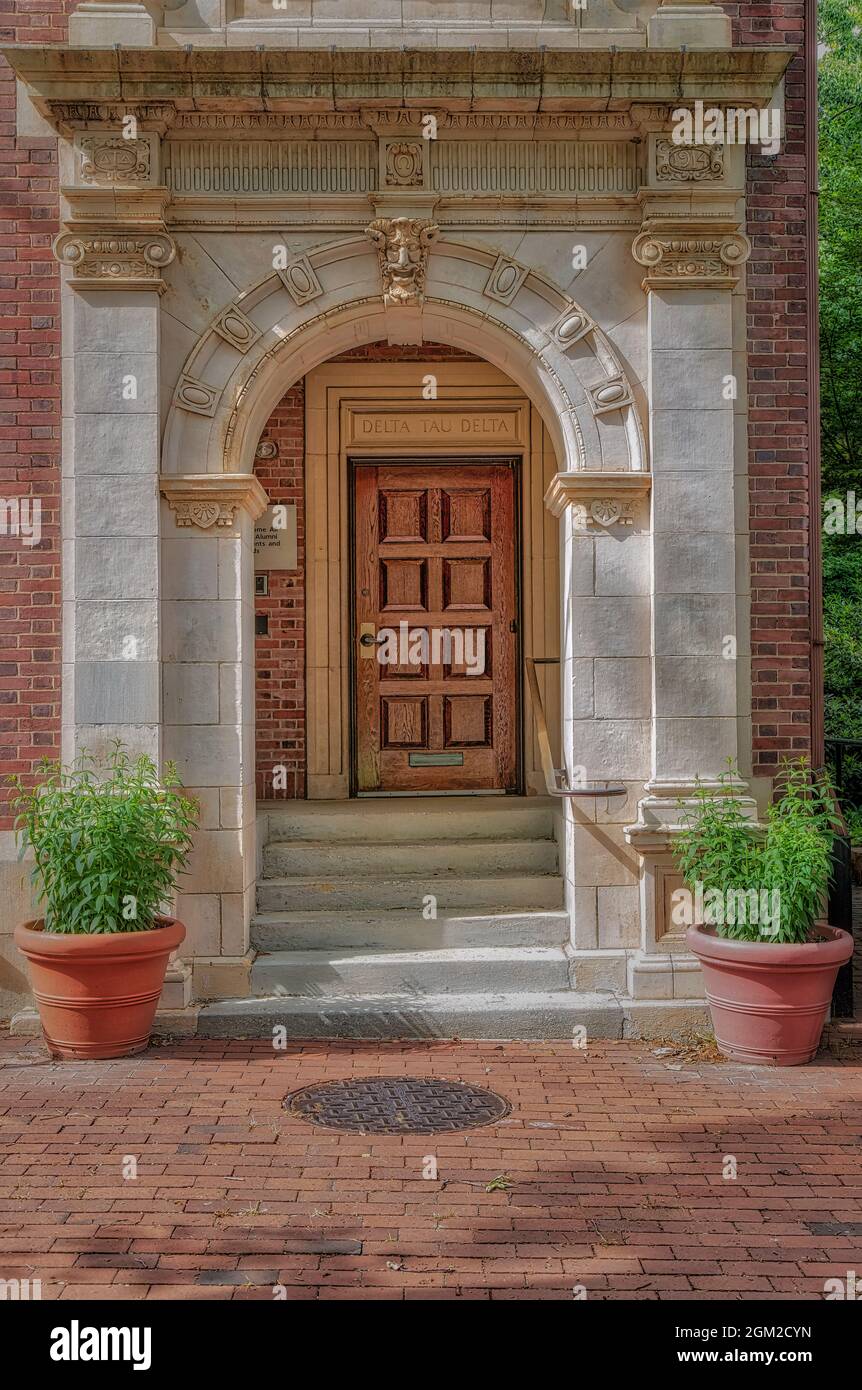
[359, 632, 377, 647]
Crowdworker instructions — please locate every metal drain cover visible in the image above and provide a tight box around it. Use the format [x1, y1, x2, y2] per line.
[285, 1077, 510, 1135]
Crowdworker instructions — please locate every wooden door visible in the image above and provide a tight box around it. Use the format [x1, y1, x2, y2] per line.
[353, 461, 518, 793]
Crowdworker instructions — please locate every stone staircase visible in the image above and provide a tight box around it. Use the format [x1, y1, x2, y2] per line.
[198, 797, 627, 1039]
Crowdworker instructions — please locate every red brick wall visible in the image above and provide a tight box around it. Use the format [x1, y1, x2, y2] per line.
[728, 0, 812, 774]
[253, 382, 306, 801]
[0, 2, 72, 828]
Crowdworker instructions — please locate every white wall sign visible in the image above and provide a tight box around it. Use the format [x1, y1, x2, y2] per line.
[254, 504, 298, 570]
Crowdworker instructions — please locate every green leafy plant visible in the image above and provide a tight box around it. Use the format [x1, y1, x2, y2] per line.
[8, 742, 199, 934]
[844, 804, 862, 843]
[673, 759, 840, 945]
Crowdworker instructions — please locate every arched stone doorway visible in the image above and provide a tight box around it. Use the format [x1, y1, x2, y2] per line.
[152, 234, 652, 1005]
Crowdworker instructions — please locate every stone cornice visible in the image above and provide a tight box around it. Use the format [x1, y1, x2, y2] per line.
[3, 47, 794, 129]
[160, 474, 270, 530]
[544, 471, 652, 524]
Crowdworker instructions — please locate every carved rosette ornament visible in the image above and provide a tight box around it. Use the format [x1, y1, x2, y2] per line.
[366, 217, 439, 307]
[53, 228, 176, 292]
[632, 226, 751, 289]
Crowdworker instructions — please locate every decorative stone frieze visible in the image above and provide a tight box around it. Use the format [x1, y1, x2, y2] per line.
[366, 217, 439, 307]
[53, 228, 175, 292]
[160, 475, 269, 530]
[46, 102, 176, 136]
[632, 222, 751, 289]
[544, 472, 652, 523]
[655, 139, 724, 182]
[383, 141, 425, 189]
[483, 255, 529, 307]
[78, 135, 153, 186]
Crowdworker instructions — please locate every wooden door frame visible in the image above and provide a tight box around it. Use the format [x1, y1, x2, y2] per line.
[347, 454, 525, 798]
[303, 361, 560, 800]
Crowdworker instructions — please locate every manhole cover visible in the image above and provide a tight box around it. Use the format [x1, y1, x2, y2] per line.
[285, 1077, 510, 1135]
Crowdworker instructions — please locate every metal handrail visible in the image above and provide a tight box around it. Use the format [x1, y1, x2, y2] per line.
[525, 656, 627, 800]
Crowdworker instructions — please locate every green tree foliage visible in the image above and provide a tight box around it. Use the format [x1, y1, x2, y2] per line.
[820, 0, 862, 773]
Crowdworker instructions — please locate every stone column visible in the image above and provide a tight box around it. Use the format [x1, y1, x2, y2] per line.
[54, 185, 174, 769]
[624, 175, 758, 1009]
[545, 473, 652, 991]
[68, 1, 157, 47]
[159, 476, 268, 1005]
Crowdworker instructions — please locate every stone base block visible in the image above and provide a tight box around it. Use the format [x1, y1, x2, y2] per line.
[68, 3, 156, 47]
[192, 952, 255, 1002]
[647, 4, 731, 49]
[566, 948, 629, 992]
[159, 961, 192, 1010]
[622, 998, 712, 1039]
[628, 948, 706, 1001]
[9, 1008, 40, 1037]
[152, 1006, 200, 1038]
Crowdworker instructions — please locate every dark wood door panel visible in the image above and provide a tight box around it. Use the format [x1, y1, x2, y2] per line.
[353, 461, 518, 793]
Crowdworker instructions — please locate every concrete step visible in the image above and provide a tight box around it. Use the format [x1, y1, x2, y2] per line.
[257, 873, 565, 913]
[197, 990, 625, 1040]
[251, 907, 570, 951]
[251, 946, 571, 997]
[260, 796, 556, 844]
[262, 837, 557, 879]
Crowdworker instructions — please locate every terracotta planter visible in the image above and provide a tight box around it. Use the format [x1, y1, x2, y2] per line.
[687, 923, 853, 1066]
[14, 917, 185, 1061]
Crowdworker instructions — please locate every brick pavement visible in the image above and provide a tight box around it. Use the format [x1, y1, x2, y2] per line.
[0, 1034, 860, 1301]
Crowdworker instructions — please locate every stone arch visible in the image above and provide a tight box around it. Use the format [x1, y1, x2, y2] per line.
[160, 234, 647, 479]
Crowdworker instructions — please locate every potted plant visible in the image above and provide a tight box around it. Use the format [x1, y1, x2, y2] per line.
[674, 759, 853, 1065]
[10, 743, 198, 1060]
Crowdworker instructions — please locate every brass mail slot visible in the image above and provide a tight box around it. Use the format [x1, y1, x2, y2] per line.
[408, 753, 464, 767]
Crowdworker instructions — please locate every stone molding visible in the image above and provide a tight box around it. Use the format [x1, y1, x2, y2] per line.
[544, 471, 652, 525]
[159, 475, 270, 530]
[366, 217, 439, 307]
[632, 220, 751, 289]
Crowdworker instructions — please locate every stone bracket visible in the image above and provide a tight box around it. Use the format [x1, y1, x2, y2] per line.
[544, 471, 652, 527]
[160, 474, 270, 530]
